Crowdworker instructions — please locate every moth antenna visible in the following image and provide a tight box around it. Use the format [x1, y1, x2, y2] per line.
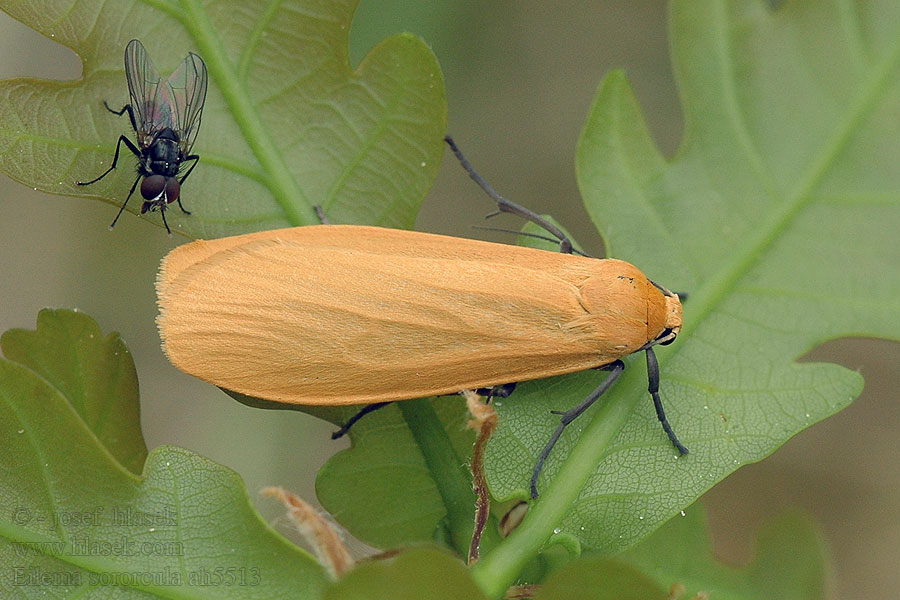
[471, 225, 590, 257]
[445, 135, 575, 255]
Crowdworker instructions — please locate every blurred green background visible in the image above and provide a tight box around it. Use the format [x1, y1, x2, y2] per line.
[1, 3, 897, 598]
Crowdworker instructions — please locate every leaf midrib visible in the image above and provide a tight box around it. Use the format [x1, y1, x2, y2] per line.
[680, 20, 900, 344]
[177, 0, 320, 226]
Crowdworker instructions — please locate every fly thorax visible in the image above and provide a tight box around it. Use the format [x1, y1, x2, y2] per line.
[148, 135, 181, 177]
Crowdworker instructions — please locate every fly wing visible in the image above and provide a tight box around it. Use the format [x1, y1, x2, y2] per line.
[159, 51, 208, 155]
[123, 39, 168, 147]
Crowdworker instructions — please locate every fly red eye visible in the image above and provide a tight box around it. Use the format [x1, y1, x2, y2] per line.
[141, 174, 166, 200]
[165, 177, 180, 203]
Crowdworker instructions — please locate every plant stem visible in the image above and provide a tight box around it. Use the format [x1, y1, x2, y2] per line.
[399, 398, 475, 556]
[468, 380, 642, 599]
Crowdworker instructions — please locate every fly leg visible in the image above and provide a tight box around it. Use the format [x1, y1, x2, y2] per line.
[103, 101, 139, 134]
[107, 173, 143, 230]
[76, 134, 142, 186]
[76, 133, 144, 231]
[174, 154, 201, 215]
[159, 204, 172, 236]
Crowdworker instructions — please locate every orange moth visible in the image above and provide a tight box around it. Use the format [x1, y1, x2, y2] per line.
[156, 136, 686, 497]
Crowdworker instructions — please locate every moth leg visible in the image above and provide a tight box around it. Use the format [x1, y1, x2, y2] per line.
[331, 401, 392, 439]
[314, 205, 331, 224]
[444, 135, 574, 255]
[474, 382, 517, 401]
[645, 347, 688, 455]
[332, 383, 517, 440]
[531, 360, 625, 499]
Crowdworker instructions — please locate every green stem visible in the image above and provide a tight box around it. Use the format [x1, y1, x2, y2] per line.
[399, 399, 475, 556]
[468, 384, 641, 599]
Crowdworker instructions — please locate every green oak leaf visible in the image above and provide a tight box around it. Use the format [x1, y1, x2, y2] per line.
[0, 310, 328, 597]
[618, 504, 828, 600]
[230, 390, 506, 581]
[534, 558, 668, 600]
[1, 308, 147, 476]
[0, 0, 446, 237]
[325, 547, 488, 600]
[313, 398, 486, 557]
[225, 393, 480, 553]
[470, 1, 898, 592]
[533, 505, 827, 600]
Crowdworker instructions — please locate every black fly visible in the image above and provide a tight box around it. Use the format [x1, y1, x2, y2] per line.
[77, 39, 208, 235]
